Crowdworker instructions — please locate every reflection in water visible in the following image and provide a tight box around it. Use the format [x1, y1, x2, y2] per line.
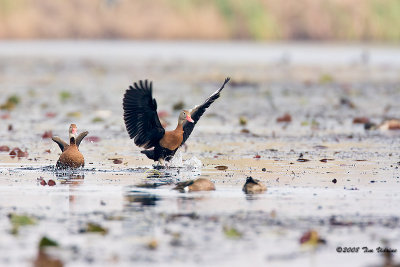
[55, 170, 85, 185]
[125, 191, 161, 207]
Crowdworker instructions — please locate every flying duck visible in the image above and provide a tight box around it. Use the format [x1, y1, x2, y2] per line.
[123, 78, 230, 164]
[52, 124, 88, 169]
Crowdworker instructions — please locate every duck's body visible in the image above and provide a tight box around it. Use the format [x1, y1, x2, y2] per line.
[242, 177, 267, 194]
[52, 124, 88, 169]
[56, 143, 84, 169]
[123, 78, 230, 164]
[174, 178, 215, 192]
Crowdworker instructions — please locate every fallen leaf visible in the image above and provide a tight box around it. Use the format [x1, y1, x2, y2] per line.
[1, 113, 10, 119]
[147, 239, 158, 250]
[277, 113, 291, 123]
[0, 145, 10, 152]
[85, 222, 108, 235]
[87, 136, 100, 143]
[39, 236, 59, 249]
[10, 147, 29, 158]
[66, 111, 81, 118]
[353, 117, 370, 124]
[239, 116, 247, 126]
[48, 180, 56, 186]
[172, 101, 185, 111]
[60, 91, 72, 102]
[215, 165, 228, 171]
[45, 112, 57, 118]
[223, 226, 242, 239]
[300, 230, 326, 245]
[92, 117, 104, 123]
[254, 154, 261, 159]
[9, 213, 36, 235]
[109, 158, 123, 164]
[42, 131, 53, 139]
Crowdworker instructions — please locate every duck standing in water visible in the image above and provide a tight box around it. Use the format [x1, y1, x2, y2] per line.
[52, 124, 88, 169]
[123, 78, 230, 165]
[242, 177, 267, 194]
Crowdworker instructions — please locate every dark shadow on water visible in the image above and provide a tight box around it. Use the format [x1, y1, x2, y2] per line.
[125, 190, 161, 207]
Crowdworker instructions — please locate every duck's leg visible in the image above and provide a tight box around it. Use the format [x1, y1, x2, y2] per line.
[153, 158, 166, 170]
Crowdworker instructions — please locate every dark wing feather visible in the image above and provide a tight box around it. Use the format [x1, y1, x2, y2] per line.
[181, 77, 230, 145]
[76, 131, 88, 147]
[123, 80, 165, 149]
[52, 136, 69, 152]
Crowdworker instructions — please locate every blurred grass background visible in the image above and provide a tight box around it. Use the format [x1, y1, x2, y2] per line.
[0, 0, 399, 41]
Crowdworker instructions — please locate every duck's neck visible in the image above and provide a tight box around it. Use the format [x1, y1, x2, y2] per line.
[70, 137, 76, 145]
[175, 122, 183, 131]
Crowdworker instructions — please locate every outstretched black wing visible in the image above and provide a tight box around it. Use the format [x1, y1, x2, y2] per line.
[123, 80, 165, 149]
[181, 77, 230, 146]
[76, 131, 89, 147]
[52, 136, 69, 152]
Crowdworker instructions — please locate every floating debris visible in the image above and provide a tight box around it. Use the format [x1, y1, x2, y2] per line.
[339, 97, 355, 109]
[320, 158, 334, 163]
[299, 230, 326, 245]
[332, 179, 337, 184]
[297, 153, 310, 162]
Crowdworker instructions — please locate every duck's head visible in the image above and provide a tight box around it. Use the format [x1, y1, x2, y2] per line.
[69, 124, 77, 142]
[178, 110, 194, 125]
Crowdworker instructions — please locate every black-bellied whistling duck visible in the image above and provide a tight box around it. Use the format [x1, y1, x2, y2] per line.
[52, 124, 88, 169]
[123, 77, 230, 164]
[242, 177, 267, 194]
[174, 178, 215, 192]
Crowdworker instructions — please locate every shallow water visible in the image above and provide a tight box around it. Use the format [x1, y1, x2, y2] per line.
[0, 41, 400, 266]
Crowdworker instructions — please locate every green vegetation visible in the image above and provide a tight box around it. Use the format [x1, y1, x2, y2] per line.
[0, 0, 400, 41]
[39, 236, 59, 249]
[0, 95, 20, 110]
[9, 213, 36, 235]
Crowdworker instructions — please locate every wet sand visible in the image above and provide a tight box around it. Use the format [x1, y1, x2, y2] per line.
[0, 41, 399, 266]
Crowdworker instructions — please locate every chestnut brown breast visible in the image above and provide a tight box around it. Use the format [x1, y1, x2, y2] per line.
[57, 144, 84, 168]
[159, 127, 184, 151]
